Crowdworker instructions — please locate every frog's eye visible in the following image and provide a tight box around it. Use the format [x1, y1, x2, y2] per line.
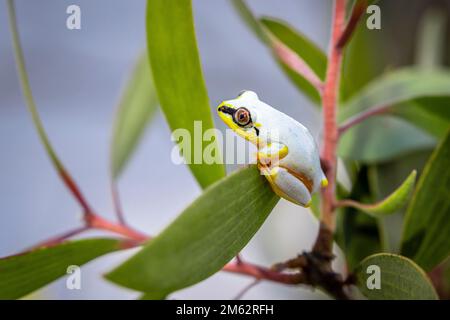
[233, 107, 252, 127]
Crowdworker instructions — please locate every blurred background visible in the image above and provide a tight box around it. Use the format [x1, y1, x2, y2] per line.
[0, 0, 448, 299]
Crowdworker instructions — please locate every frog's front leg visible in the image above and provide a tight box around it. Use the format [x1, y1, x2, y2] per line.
[260, 165, 312, 207]
[256, 142, 288, 167]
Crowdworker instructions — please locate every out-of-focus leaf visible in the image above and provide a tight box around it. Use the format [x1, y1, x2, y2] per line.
[415, 8, 446, 69]
[139, 292, 167, 300]
[401, 130, 450, 271]
[339, 68, 450, 121]
[339, 116, 435, 163]
[0, 239, 123, 299]
[335, 167, 381, 269]
[355, 253, 438, 300]
[106, 166, 279, 296]
[231, 0, 326, 104]
[368, 149, 433, 253]
[309, 193, 320, 219]
[231, 0, 269, 43]
[392, 101, 450, 139]
[338, 67, 450, 163]
[260, 17, 327, 104]
[340, 8, 385, 102]
[146, 0, 225, 188]
[341, 170, 416, 217]
[110, 52, 158, 178]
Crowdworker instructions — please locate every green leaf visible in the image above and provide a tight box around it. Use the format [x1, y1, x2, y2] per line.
[231, 0, 326, 104]
[339, 116, 436, 163]
[401, 130, 450, 271]
[106, 166, 279, 295]
[231, 0, 269, 43]
[339, 68, 450, 121]
[335, 166, 381, 269]
[146, 0, 225, 188]
[392, 101, 450, 139]
[309, 193, 321, 219]
[415, 8, 446, 69]
[368, 149, 433, 253]
[355, 253, 438, 300]
[110, 52, 158, 178]
[0, 239, 122, 299]
[339, 70, 450, 158]
[341, 170, 416, 217]
[259, 17, 327, 104]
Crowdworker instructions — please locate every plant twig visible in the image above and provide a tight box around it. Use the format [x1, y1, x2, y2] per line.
[7, 0, 94, 217]
[336, 0, 368, 48]
[111, 181, 127, 225]
[271, 38, 324, 93]
[338, 105, 391, 136]
[234, 279, 260, 300]
[319, 0, 346, 234]
[30, 226, 90, 250]
[223, 260, 305, 284]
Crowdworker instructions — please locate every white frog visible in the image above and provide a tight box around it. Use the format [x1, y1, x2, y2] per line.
[217, 90, 327, 207]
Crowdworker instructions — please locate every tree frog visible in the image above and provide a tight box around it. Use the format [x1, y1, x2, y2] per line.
[217, 90, 327, 207]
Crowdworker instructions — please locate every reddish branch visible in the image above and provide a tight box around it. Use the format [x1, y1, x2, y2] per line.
[336, 0, 368, 49]
[272, 38, 324, 93]
[338, 105, 392, 136]
[6, 0, 370, 298]
[320, 0, 346, 235]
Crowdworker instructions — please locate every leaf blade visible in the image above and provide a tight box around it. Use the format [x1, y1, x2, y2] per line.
[146, 0, 225, 188]
[355, 253, 438, 300]
[110, 52, 159, 178]
[339, 68, 450, 121]
[260, 17, 327, 104]
[106, 166, 279, 295]
[0, 239, 123, 299]
[401, 130, 450, 271]
[342, 170, 416, 217]
[231, 0, 326, 104]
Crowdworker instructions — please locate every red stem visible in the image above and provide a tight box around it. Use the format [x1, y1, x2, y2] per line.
[30, 226, 90, 250]
[272, 38, 324, 93]
[338, 105, 391, 136]
[111, 181, 127, 225]
[223, 260, 304, 284]
[87, 214, 149, 242]
[320, 0, 346, 232]
[336, 0, 368, 48]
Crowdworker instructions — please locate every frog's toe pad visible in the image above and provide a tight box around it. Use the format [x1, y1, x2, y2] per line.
[321, 177, 328, 188]
[267, 167, 312, 207]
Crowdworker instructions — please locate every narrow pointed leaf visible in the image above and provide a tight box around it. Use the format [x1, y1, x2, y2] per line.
[106, 166, 279, 296]
[231, 0, 326, 104]
[260, 17, 327, 104]
[342, 170, 416, 217]
[111, 52, 158, 178]
[355, 253, 438, 300]
[338, 69, 450, 162]
[339, 116, 436, 163]
[401, 130, 450, 271]
[146, 0, 225, 188]
[0, 239, 123, 299]
[339, 68, 450, 121]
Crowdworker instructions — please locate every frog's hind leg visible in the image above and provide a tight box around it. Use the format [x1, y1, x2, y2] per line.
[260, 166, 312, 207]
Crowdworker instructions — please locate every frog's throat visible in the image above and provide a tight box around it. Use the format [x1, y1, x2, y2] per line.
[218, 108, 258, 144]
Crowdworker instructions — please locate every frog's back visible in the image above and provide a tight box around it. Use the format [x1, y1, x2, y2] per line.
[255, 101, 323, 191]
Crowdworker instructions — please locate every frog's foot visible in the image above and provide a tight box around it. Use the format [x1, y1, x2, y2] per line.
[261, 166, 312, 207]
[256, 142, 288, 167]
